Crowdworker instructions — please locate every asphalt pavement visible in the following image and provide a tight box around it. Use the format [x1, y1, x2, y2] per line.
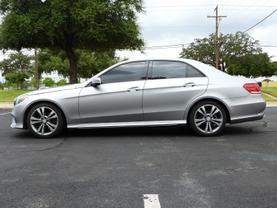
[0, 107, 277, 208]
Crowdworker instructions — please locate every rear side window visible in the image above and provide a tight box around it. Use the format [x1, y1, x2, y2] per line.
[151, 61, 204, 79]
[100, 61, 147, 84]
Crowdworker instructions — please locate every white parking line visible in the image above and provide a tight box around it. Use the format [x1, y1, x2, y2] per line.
[0, 112, 10, 116]
[143, 194, 161, 208]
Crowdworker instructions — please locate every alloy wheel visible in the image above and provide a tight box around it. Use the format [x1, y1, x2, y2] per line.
[193, 104, 224, 134]
[29, 107, 59, 136]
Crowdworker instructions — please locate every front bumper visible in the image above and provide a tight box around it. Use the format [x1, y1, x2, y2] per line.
[10, 112, 24, 129]
[10, 103, 26, 129]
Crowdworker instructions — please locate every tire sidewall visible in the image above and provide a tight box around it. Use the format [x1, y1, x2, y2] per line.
[26, 103, 65, 138]
[189, 101, 227, 136]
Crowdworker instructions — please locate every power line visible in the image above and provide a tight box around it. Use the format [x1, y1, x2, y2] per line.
[142, 42, 277, 50]
[243, 9, 277, 33]
[144, 43, 190, 50]
[146, 4, 277, 9]
[259, 45, 277, 48]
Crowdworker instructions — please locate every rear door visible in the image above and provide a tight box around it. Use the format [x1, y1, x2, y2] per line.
[143, 60, 208, 121]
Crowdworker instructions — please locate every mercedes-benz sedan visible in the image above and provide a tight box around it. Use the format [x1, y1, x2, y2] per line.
[11, 58, 266, 137]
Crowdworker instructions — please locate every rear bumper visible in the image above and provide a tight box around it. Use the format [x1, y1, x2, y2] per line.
[225, 94, 266, 124]
[230, 112, 264, 124]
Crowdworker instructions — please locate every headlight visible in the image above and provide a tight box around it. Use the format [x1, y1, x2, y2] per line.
[14, 95, 28, 106]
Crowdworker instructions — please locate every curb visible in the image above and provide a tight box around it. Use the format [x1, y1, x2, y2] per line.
[0, 102, 13, 109]
[266, 102, 277, 107]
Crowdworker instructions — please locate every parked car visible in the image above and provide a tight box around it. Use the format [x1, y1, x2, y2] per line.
[11, 58, 266, 137]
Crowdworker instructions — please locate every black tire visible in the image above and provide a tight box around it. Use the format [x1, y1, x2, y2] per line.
[188, 101, 227, 136]
[26, 103, 65, 138]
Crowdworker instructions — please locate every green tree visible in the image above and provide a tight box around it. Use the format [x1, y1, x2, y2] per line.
[56, 79, 67, 86]
[42, 77, 55, 87]
[228, 53, 274, 77]
[180, 32, 273, 76]
[270, 62, 277, 75]
[0, 52, 33, 75]
[38, 49, 117, 79]
[0, 51, 32, 89]
[5, 71, 29, 89]
[0, 0, 144, 84]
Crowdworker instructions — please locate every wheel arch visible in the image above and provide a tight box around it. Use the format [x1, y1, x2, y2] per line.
[23, 100, 67, 129]
[185, 97, 231, 124]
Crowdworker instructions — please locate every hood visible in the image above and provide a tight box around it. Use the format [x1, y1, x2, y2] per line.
[26, 83, 83, 96]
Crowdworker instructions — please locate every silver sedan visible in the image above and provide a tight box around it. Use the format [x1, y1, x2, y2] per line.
[11, 58, 266, 137]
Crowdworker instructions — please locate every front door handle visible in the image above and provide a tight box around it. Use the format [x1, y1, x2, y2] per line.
[127, 86, 140, 92]
[184, 82, 196, 87]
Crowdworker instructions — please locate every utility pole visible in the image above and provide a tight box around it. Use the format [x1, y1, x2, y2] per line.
[207, 5, 226, 69]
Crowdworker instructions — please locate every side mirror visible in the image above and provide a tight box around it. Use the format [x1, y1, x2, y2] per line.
[91, 77, 102, 87]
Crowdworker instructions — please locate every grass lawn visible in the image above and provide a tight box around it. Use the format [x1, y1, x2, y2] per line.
[0, 90, 31, 102]
[262, 93, 277, 102]
[261, 81, 277, 102]
[262, 87, 277, 98]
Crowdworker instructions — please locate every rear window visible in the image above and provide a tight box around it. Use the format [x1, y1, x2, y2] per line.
[151, 61, 204, 79]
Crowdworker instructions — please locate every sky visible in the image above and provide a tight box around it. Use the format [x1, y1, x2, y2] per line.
[117, 0, 277, 60]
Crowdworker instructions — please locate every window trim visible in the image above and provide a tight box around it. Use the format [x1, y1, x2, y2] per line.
[148, 60, 206, 79]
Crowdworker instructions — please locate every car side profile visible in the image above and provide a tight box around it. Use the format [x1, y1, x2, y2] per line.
[11, 58, 266, 137]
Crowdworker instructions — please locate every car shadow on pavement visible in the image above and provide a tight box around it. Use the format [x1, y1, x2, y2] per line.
[63, 125, 258, 139]
[12, 124, 264, 140]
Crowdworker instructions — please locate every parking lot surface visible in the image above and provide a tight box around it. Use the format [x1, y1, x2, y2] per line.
[0, 108, 277, 208]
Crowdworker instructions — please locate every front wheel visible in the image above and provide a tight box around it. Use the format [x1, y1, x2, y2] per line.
[189, 101, 227, 136]
[26, 103, 65, 138]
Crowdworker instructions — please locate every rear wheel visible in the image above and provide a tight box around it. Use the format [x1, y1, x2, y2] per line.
[189, 101, 226, 136]
[26, 103, 65, 138]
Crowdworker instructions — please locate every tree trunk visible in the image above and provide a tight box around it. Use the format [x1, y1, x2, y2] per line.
[34, 48, 40, 89]
[66, 47, 78, 84]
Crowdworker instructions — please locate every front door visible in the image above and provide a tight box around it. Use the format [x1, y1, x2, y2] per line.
[78, 61, 148, 124]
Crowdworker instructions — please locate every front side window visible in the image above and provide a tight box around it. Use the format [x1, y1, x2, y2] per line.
[100, 61, 147, 84]
[151, 61, 204, 79]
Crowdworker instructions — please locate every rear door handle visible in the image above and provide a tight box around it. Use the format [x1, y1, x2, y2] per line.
[127, 86, 140, 92]
[184, 82, 196, 87]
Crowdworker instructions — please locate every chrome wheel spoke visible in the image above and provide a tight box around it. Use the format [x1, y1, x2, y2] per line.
[31, 116, 42, 125]
[37, 123, 43, 133]
[41, 124, 45, 134]
[198, 106, 207, 116]
[205, 122, 210, 132]
[36, 107, 45, 117]
[211, 108, 219, 116]
[46, 123, 55, 131]
[47, 122, 57, 130]
[47, 110, 57, 119]
[208, 122, 212, 132]
[211, 118, 222, 126]
[195, 118, 205, 126]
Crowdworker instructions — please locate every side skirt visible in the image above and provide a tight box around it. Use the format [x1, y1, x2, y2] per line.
[68, 120, 187, 129]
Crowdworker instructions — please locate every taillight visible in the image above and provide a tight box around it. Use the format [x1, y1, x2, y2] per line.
[243, 83, 261, 94]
